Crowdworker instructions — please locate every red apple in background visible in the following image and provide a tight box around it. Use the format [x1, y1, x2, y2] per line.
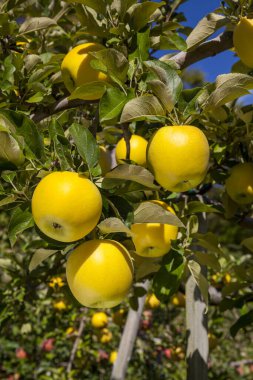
[98, 349, 109, 362]
[163, 348, 172, 359]
[41, 338, 55, 352]
[15, 347, 27, 359]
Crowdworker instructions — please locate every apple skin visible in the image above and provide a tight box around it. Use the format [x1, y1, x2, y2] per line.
[147, 125, 210, 192]
[41, 338, 55, 352]
[225, 162, 253, 204]
[61, 42, 108, 99]
[163, 348, 172, 359]
[31, 171, 102, 243]
[131, 200, 178, 258]
[15, 347, 27, 359]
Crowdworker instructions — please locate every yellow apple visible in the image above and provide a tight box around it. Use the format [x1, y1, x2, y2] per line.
[91, 312, 108, 329]
[225, 162, 253, 204]
[233, 17, 253, 68]
[66, 239, 134, 308]
[99, 145, 116, 175]
[31, 171, 102, 242]
[131, 200, 178, 258]
[147, 125, 210, 192]
[171, 292, 185, 307]
[115, 134, 148, 167]
[109, 351, 118, 364]
[99, 328, 112, 343]
[146, 293, 160, 309]
[61, 42, 108, 99]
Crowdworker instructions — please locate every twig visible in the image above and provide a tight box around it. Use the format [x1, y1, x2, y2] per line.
[230, 359, 253, 367]
[165, 31, 234, 70]
[66, 312, 86, 377]
[31, 97, 99, 123]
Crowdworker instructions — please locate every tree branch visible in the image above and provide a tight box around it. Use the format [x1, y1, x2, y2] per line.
[66, 312, 86, 377]
[166, 31, 234, 70]
[31, 97, 99, 123]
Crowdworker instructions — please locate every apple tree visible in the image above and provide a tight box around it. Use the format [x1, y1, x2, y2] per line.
[0, 0, 253, 379]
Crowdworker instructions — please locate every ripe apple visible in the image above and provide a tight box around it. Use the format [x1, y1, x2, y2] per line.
[66, 239, 134, 308]
[32, 171, 102, 242]
[163, 348, 172, 359]
[41, 338, 55, 352]
[225, 162, 253, 204]
[15, 347, 27, 359]
[91, 312, 108, 329]
[233, 17, 253, 68]
[61, 42, 108, 99]
[146, 293, 160, 309]
[131, 200, 178, 258]
[115, 134, 148, 167]
[147, 125, 210, 192]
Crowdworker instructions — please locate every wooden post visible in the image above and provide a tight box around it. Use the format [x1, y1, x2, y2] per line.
[110, 280, 150, 380]
[186, 213, 208, 380]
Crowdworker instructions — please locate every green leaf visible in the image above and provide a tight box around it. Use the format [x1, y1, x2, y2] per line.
[230, 310, 253, 337]
[186, 13, 227, 51]
[129, 28, 150, 62]
[0, 132, 25, 166]
[26, 92, 44, 103]
[19, 17, 57, 35]
[29, 249, 57, 272]
[127, 1, 165, 32]
[193, 232, 223, 255]
[48, 119, 73, 170]
[8, 208, 34, 246]
[241, 237, 253, 252]
[68, 81, 108, 101]
[97, 217, 133, 236]
[145, 60, 182, 112]
[134, 201, 184, 227]
[99, 88, 134, 124]
[65, 0, 107, 14]
[188, 259, 209, 308]
[0, 110, 44, 160]
[194, 251, 221, 271]
[110, 0, 137, 20]
[0, 194, 18, 207]
[153, 249, 185, 301]
[69, 123, 99, 169]
[120, 95, 165, 123]
[90, 48, 129, 86]
[104, 164, 159, 189]
[204, 73, 253, 110]
[76, 5, 109, 37]
[185, 201, 222, 215]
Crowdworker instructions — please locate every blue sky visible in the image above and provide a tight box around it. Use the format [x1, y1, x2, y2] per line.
[178, 0, 237, 81]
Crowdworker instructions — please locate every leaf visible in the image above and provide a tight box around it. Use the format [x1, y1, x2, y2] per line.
[8, 208, 34, 246]
[26, 92, 44, 103]
[68, 81, 108, 101]
[48, 119, 73, 170]
[153, 249, 185, 301]
[194, 251, 221, 271]
[204, 73, 253, 110]
[19, 17, 57, 35]
[185, 201, 222, 215]
[29, 249, 57, 272]
[241, 237, 253, 252]
[0, 194, 18, 207]
[186, 13, 227, 50]
[99, 88, 134, 124]
[127, 1, 165, 32]
[69, 123, 98, 169]
[134, 201, 184, 227]
[193, 232, 223, 255]
[65, 0, 107, 14]
[230, 310, 253, 337]
[129, 28, 150, 62]
[90, 48, 129, 85]
[0, 132, 25, 166]
[104, 164, 159, 189]
[21, 323, 32, 334]
[145, 60, 182, 112]
[97, 217, 133, 236]
[188, 259, 209, 308]
[0, 110, 44, 160]
[111, 0, 137, 20]
[76, 5, 109, 38]
[120, 95, 165, 123]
